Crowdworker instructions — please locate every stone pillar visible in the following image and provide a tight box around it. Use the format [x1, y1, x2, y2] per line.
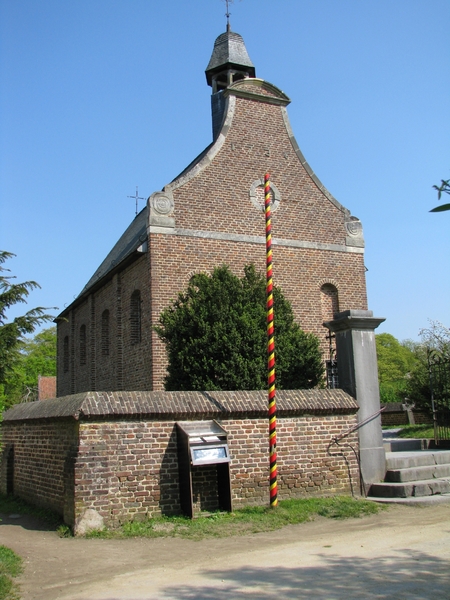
[324, 310, 386, 491]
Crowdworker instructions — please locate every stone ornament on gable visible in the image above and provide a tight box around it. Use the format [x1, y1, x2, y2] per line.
[149, 190, 175, 228]
[249, 179, 281, 213]
[345, 216, 364, 248]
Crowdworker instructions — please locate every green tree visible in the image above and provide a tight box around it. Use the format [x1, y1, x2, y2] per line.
[0, 251, 55, 411]
[155, 264, 324, 391]
[376, 333, 417, 403]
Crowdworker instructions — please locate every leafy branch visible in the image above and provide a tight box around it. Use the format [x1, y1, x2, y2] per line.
[430, 178, 450, 212]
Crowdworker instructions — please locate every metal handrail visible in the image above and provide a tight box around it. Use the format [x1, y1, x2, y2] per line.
[332, 406, 386, 444]
[329, 406, 386, 498]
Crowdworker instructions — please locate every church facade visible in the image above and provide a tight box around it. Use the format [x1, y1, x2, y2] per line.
[56, 28, 367, 396]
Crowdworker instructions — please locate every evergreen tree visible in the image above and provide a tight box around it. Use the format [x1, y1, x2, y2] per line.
[155, 264, 324, 391]
[0, 251, 55, 410]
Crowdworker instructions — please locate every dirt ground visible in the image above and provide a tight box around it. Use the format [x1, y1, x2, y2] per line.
[1, 503, 450, 600]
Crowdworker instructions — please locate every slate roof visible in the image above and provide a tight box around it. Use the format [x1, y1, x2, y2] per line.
[3, 389, 358, 422]
[205, 30, 256, 85]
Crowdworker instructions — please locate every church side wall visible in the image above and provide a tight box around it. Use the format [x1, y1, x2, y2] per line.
[148, 233, 367, 389]
[57, 255, 152, 396]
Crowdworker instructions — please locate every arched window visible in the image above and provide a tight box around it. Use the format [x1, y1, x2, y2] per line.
[63, 336, 70, 373]
[320, 284, 339, 323]
[321, 284, 339, 389]
[130, 290, 141, 344]
[79, 324, 87, 365]
[101, 310, 110, 356]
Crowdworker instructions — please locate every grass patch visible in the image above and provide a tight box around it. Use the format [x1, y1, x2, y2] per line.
[0, 546, 23, 600]
[395, 424, 436, 439]
[0, 494, 383, 542]
[86, 496, 383, 541]
[0, 495, 63, 530]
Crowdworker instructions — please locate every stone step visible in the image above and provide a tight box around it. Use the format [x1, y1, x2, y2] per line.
[383, 439, 430, 452]
[385, 463, 450, 482]
[370, 478, 450, 499]
[385, 450, 450, 470]
[367, 493, 450, 506]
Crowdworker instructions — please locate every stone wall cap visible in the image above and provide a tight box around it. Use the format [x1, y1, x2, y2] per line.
[224, 78, 291, 106]
[2, 389, 358, 422]
[324, 309, 386, 333]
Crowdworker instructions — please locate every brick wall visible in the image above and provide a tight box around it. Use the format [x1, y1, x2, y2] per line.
[72, 415, 359, 524]
[1, 390, 360, 529]
[148, 235, 366, 389]
[0, 419, 78, 522]
[381, 405, 433, 427]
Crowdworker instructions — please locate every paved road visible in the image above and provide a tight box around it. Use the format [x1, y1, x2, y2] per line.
[1, 504, 449, 599]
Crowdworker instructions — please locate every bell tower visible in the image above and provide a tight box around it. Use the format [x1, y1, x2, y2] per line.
[205, 27, 256, 139]
[205, 26, 256, 92]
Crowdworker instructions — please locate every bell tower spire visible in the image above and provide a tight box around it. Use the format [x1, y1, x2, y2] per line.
[205, 26, 256, 139]
[205, 29, 256, 93]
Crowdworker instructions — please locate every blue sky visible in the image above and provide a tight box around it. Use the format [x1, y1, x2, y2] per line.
[1, 0, 449, 342]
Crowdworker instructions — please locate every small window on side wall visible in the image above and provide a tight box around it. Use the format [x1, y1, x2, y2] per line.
[101, 310, 110, 356]
[80, 324, 87, 365]
[130, 290, 141, 344]
[63, 336, 69, 373]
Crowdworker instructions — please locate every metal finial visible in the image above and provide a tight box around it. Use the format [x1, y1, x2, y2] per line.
[127, 186, 146, 217]
[224, 0, 232, 31]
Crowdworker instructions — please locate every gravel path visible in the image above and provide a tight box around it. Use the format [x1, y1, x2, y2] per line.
[1, 503, 449, 599]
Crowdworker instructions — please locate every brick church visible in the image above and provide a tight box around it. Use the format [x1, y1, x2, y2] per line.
[56, 26, 368, 397]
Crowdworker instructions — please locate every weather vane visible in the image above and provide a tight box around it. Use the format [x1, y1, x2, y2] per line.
[223, 0, 241, 30]
[128, 186, 146, 217]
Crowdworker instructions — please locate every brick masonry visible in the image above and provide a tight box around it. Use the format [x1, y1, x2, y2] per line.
[38, 376, 57, 400]
[381, 403, 433, 427]
[56, 61, 368, 395]
[0, 419, 78, 521]
[0, 390, 360, 529]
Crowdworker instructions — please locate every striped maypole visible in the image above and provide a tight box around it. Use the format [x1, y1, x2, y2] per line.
[265, 172, 278, 507]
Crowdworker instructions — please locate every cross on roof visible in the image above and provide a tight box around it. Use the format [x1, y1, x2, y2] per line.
[127, 186, 146, 217]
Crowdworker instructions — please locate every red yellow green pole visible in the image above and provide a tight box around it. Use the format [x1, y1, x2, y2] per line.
[265, 172, 278, 507]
